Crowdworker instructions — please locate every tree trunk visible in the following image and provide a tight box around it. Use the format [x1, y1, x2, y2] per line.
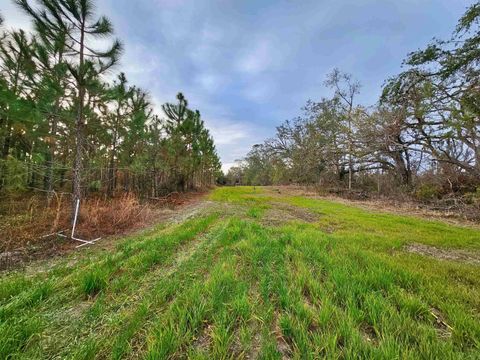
[1, 119, 12, 160]
[347, 118, 353, 190]
[107, 141, 116, 197]
[392, 150, 411, 186]
[72, 21, 86, 222]
[72, 95, 84, 221]
[45, 115, 58, 205]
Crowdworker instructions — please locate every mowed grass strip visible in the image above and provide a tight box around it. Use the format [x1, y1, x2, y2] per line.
[276, 223, 479, 358]
[209, 187, 480, 358]
[0, 213, 219, 358]
[1, 186, 479, 359]
[86, 218, 242, 359]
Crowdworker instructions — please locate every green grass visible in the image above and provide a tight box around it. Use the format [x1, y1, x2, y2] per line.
[1, 186, 479, 359]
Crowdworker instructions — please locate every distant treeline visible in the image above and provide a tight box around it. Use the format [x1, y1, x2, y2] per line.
[0, 1, 221, 214]
[227, 3, 480, 200]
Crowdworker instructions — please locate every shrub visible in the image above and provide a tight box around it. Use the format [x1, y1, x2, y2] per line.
[88, 180, 102, 192]
[415, 184, 441, 201]
[2, 157, 28, 192]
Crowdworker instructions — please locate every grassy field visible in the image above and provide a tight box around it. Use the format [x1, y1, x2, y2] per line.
[1, 186, 479, 359]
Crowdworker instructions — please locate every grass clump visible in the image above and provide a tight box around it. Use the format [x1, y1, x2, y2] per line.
[81, 269, 108, 297]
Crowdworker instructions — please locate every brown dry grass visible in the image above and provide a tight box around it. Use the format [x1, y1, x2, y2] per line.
[405, 243, 480, 265]
[0, 193, 154, 252]
[75, 193, 154, 239]
[0, 191, 207, 270]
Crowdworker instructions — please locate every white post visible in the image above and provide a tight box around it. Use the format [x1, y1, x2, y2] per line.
[38, 198, 100, 248]
[71, 198, 80, 238]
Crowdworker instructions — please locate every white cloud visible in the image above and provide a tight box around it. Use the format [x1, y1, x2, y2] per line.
[236, 38, 273, 75]
[189, 24, 226, 65]
[194, 72, 225, 92]
[242, 81, 273, 103]
[221, 162, 236, 173]
[155, 0, 189, 8]
[208, 121, 248, 146]
[1, 2, 32, 31]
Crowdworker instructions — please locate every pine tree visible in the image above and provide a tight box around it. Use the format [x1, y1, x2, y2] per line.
[17, 0, 123, 218]
[0, 29, 36, 189]
[28, 17, 72, 201]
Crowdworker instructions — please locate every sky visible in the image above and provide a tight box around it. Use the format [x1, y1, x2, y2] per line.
[1, 0, 475, 172]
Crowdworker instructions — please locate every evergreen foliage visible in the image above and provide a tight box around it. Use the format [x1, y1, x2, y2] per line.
[0, 0, 221, 214]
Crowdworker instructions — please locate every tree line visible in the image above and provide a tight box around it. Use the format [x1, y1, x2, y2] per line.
[228, 3, 480, 200]
[0, 0, 221, 216]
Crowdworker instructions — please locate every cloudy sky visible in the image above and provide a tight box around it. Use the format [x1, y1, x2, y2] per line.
[1, 0, 474, 171]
